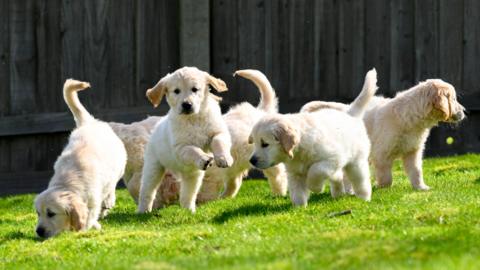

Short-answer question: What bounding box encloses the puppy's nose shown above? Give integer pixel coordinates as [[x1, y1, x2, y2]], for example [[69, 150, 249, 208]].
[[249, 156, 258, 166], [36, 227, 46, 238], [181, 102, 192, 111], [452, 111, 465, 121]]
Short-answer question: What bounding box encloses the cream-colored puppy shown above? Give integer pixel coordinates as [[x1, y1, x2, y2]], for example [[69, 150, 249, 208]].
[[249, 69, 378, 206], [301, 79, 465, 190], [109, 117, 222, 207], [204, 70, 287, 198], [137, 67, 233, 213], [34, 80, 126, 238]]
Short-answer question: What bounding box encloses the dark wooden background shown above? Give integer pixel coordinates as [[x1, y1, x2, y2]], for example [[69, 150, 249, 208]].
[[0, 0, 479, 195]]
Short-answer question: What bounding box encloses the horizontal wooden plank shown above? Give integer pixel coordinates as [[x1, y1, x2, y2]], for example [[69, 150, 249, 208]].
[[0, 105, 168, 137]]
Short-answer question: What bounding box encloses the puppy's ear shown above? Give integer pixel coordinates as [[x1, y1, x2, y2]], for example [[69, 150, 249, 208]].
[[273, 120, 299, 159], [206, 74, 228, 92], [431, 81, 452, 121], [146, 75, 169, 107], [69, 196, 87, 231]]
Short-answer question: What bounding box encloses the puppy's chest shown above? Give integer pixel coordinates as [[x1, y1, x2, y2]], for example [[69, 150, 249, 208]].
[[390, 131, 429, 156], [171, 121, 215, 149]]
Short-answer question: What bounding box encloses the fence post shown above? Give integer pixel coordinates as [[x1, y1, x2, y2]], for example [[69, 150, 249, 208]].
[[179, 0, 210, 71]]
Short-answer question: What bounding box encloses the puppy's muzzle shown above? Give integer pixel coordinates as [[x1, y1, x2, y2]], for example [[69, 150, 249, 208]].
[[249, 156, 258, 167], [36, 226, 46, 238], [451, 110, 465, 122], [181, 102, 193, 114]]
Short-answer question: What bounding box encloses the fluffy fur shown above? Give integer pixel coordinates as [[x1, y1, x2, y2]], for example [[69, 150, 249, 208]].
[[137, 67, 233, 213], [34, 79, 127, 238], [203, 69, 288, 198], [301, 79, 465, 190], [249, 69, 378, 206], [109, 117, 222, 208]]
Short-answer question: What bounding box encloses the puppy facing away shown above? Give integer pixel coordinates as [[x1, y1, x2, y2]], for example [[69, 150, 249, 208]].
[[204, 69, 287, 198], [301, 79, 465, 190], [109, 116, 222, 208], [137, 67, 233, 213], [249, 69, 378, 206], [34, 80, 127, 238]]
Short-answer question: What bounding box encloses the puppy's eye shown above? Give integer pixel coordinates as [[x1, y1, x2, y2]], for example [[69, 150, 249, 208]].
[[173, 89, 180, 95], [192, 87, 198, 93], [261, 141, 269, 148], [47, 209, 56, 218]]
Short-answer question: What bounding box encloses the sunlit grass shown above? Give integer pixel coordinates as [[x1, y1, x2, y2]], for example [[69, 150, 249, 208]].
[[0, 154, 479, 269]]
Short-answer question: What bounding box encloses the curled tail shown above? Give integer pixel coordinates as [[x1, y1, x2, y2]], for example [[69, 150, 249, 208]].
[[63, 79, 93, 127], [234, 69, 278, 113], [347, 68, 378, 118]]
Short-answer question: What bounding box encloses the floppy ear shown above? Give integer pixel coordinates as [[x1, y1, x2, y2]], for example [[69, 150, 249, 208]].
[[205, 73, 228, 92], [431, 82, 452, 121], [273, 121, 299, 159], [146, 75, 169, 107], [69, 196, 87, 231]]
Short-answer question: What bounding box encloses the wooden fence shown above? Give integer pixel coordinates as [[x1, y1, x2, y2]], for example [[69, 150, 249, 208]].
[[0, 0, 479, 195]]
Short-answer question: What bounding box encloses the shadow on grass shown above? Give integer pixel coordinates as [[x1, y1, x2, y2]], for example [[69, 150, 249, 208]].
[[104, 211, 162, 225], [212, 202, 291, 224], [0, 231, 39, 245], [308, 192, 333, 203], [475, 177, 480, 184]]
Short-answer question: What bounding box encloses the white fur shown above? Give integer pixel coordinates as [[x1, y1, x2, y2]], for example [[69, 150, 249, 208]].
[[34, 79, 126, 238], [138, 67, 233, 213], [301, 78, 465, 190], [249, 69, 377, 206]]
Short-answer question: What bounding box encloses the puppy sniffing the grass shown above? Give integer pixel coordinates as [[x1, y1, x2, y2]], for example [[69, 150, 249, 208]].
[[137, 67, 233, 213], [249, 69, 378, 206], [301, 79, 465, 190], [34, 80, 127, 238]]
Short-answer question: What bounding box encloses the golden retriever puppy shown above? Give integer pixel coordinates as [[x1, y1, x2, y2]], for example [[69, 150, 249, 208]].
[[34, 80, 127, 238], [249, 69, 378, 206], [137, 67, 233, 213], [301, 79, 465, 190], [204, 70, 287, 198], [109, 117, 222, 208]]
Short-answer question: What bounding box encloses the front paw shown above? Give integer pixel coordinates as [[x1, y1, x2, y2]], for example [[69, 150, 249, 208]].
[[91, 221, 102, 230], [413, 183, 430, 191], [214, 154, 233, 168], [196, 154, 214, 170]]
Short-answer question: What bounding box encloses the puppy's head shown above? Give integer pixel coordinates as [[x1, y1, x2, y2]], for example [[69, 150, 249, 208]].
[[426, 79, 465, 123], [34, 190, 87, 238], [248, 115, 299, 169], [146, 67, 227, 115]]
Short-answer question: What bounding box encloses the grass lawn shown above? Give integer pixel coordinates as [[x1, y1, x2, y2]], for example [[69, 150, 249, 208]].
[[0, 154, 479, 269]]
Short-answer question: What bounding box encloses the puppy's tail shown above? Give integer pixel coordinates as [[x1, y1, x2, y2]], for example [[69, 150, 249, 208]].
[[63, 79, 93, 127], [234, 69, 278, 113], [347, 68, 378, 118]]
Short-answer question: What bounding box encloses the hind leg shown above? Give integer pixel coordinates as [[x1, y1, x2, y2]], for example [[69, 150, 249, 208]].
[[345, 159, 372, 201], [263, 164, 288, 196], [306, 161, 344, 198], [179, 170, 205, 213], [126, 172, 142, 204], [373, 159, 393, 188], [342, 174, 354, 195], [137, 157, 165, 213]]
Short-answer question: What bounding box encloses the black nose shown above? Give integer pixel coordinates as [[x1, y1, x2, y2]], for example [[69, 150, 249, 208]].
[[36, 227, 46, 237], [249, 156, 258, 166], [182, 102, 192, 111]]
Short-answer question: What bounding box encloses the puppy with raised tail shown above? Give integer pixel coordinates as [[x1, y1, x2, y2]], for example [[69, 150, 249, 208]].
[[301, 78, 465, 190], [204, 69, 288, 198], [137, 67, 233, 213], [249, 69, 378, 206], [34, 79, 127, 238]]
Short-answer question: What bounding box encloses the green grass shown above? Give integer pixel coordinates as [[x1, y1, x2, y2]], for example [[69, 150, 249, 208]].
[[1, 154, 480, 270]]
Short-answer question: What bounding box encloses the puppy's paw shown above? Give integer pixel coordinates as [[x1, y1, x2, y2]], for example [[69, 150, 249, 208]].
[[214, 154, 234, 168], [196, 154, 214, 170], [413, 183, 430, 191], [91, 221, 102, 230]]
